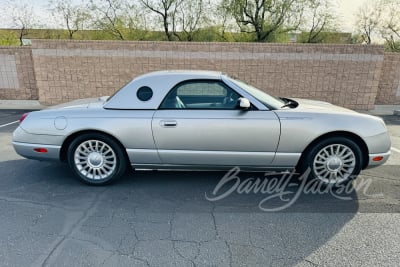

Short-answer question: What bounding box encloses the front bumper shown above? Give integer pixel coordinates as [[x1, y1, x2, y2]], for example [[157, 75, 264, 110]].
[[366, 151, 391, 168], [12, 142, 61, 161]]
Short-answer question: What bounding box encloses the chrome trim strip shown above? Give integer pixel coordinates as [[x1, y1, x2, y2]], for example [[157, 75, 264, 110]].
[[131, 163, 294, 172]]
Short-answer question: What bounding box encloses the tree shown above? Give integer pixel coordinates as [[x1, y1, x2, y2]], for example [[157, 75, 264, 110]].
[[222, 0, 305, 42], [214, 3, 233, 41], [9, 2, 37, 46], [355, 0, 400, 51], [171, 0, 209, 41], [140, 0, 179, 41], [89, 0, 124, 40], [301, 0, 337, 43], [89, 0, 141, 40], [355, 1, 382, 44], [50, 0, 91, 39], [380, 0, 400, 51]]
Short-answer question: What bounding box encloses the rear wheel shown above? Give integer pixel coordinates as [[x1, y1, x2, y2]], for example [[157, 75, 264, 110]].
[[299, 137, 363, 186], [67, 133, 127, 185]]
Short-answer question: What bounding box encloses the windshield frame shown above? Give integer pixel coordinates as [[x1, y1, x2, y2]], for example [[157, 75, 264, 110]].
[[225, 76, 285, 110]]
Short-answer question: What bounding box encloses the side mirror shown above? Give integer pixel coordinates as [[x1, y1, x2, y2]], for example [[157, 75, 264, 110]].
[[238, 97, 251, 110]]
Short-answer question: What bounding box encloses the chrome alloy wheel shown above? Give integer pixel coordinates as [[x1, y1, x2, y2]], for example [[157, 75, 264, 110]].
[[312, 144, 356, 184], [74, 140, 117, 180]]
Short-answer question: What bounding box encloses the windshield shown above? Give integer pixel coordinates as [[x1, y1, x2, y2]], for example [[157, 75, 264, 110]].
[[227, 77, 285, 110]]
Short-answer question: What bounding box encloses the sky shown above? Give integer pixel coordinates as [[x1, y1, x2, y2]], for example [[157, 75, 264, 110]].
[[336, 0, 366, 32], [0, 0, 367, 33]]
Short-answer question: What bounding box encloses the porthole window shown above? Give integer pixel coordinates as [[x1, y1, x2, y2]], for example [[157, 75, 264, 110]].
[[137, 86, 153, 101]]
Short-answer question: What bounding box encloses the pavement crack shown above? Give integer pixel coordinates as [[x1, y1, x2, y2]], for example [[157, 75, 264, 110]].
[[361, 174, 400, 183], [210, 204, 218, 239], [132, 256, 150, 267], [246, 232, 269, 252], [225, 241, 233, 267], [169, 214, 174, 239], [173, 242, 196, 267], [70, 237, 117, 254], [39, 188, 108, 267], [72, 237, 149, 266], [0, 196, 80, 211], [136, 256, 151, 267], [100, 252, 113, 266], [131, 241, 151, 267], [304, 259, 319, 267]]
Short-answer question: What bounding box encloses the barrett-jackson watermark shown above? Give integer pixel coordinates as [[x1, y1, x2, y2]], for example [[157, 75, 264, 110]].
[[205, 167, 383, 212]]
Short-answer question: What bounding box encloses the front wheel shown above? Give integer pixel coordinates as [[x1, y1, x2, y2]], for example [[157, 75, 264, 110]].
[[299, 137, 363, 186], [67, 133, 127, 185]]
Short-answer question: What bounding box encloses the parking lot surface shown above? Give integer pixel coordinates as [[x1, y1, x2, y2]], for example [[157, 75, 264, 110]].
[[0, 110, 399, 267]]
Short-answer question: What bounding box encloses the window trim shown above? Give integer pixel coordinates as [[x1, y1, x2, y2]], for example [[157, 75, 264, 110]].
[[158, 79, 258, 110]]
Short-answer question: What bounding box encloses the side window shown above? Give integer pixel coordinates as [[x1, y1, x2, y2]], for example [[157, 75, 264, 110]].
[[160, 80, 241, 109], [137, 86, 153, 101]]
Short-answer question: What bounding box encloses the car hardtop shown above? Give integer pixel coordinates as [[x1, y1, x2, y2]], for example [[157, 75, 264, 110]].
[[103, 70, 227, 110]]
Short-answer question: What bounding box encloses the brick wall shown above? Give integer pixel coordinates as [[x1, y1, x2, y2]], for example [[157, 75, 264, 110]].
[[376, 53, 400, 105], [0, 47, 38, 100], [2, 40, 397, 110]]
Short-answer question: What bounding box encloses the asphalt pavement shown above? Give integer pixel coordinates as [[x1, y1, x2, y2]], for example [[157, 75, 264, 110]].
[[0, 110, 399, 267]]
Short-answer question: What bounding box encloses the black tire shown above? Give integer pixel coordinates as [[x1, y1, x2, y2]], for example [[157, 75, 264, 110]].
[[298, 137, 363, 186], [67, 133, 127, 185]]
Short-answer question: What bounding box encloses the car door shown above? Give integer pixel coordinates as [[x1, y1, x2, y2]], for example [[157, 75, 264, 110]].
[[151, 80, 281, 166]]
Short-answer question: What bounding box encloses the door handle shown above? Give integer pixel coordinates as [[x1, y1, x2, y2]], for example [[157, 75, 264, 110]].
[[160, 120, 177, 127]]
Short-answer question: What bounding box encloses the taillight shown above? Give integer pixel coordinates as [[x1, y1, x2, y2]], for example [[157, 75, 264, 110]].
[[34, 148, 48, 153], [19, 113, 29, 123]]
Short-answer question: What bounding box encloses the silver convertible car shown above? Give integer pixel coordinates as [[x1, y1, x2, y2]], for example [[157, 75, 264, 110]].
[[13, 70, 391, 185]]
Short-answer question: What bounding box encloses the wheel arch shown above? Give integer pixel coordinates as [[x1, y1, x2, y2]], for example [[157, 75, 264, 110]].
[[60, 130, 130, 165], [296, 131, 370, 170]]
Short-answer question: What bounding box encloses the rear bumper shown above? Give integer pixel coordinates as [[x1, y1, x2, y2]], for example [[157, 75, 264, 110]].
[[366, 151, 391, 168], [12, 142, 61, 161]]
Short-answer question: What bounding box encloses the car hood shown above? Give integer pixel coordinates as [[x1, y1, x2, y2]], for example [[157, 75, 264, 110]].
[[291, 98, 357, 114]]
